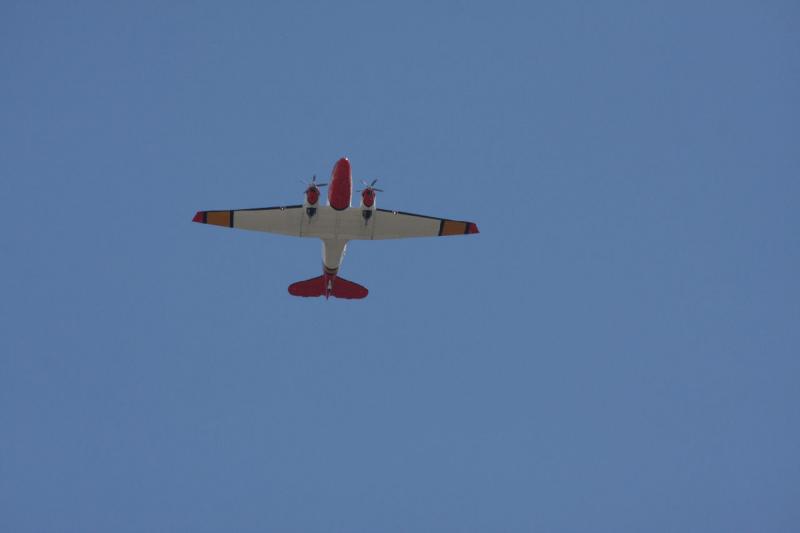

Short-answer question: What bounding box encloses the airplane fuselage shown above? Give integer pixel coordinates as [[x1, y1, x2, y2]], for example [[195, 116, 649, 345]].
[[320, 157, 354, 297]]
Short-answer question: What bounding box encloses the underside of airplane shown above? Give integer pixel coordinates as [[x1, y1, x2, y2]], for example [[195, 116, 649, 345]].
[[193, 157, 479, 299]]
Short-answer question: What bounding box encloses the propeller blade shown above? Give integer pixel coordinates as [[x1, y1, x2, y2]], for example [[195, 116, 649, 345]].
[[357, 178, 383, 193], [301, 175, 328, 188]]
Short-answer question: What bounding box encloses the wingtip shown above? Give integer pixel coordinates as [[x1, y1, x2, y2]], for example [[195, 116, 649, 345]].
[[467, 223, 479, 234], [192, 211, 205, 223]]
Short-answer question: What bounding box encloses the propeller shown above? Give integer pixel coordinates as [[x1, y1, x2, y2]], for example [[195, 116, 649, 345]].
[[357, 179, 384, 193], [300, 175, 328, 190]]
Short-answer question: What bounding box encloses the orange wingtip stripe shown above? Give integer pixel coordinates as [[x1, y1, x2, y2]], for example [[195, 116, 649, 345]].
[[206, 211, 231, 227], [440, 220, 467, 236]]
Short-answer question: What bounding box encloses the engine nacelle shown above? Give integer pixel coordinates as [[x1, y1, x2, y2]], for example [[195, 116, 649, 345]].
[[360, 188, 375, 208], [360, 188, 376, 223], [306, 186, 320, 206], [304, 186, 321, 218]]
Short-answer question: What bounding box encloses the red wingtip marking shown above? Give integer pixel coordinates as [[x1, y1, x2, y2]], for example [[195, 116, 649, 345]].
[[467, 223, 479, 234], [192, 211, 204, 223]]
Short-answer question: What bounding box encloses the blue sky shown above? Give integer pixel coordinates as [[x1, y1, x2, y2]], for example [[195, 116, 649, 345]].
[[1, 1, 798, 531]]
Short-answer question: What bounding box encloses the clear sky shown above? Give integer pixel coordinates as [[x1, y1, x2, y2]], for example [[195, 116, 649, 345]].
[[1, 1, 798, 532]]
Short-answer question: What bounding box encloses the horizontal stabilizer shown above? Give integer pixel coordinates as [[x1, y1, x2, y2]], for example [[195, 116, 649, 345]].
[[287, 275, 368, 299], [331, 277, 369, 299], [288, 275, 326, 297]]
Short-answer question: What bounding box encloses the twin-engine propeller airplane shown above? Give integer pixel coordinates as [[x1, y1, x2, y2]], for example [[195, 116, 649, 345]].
[[192, 157, 479, 299]]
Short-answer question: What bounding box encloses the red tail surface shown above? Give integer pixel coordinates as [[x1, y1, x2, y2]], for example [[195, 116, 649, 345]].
[[331, 277, 369, 299], [288, 275, 326, 297], [288, 275, 368, 299]]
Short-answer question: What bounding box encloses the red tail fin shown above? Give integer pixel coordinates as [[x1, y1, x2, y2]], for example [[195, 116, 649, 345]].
[[288, 275, 326, 297], [287, 275, 368, 299], [331, 277, 369, 299]]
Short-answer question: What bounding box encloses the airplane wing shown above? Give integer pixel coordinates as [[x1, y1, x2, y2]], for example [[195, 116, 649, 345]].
[[365, 208, 479, 240], [193, 206, 305, 237], [192, 206, 478, 240]]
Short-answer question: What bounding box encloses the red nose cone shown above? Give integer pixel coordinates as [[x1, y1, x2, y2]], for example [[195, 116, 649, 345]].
[[328, 157, 352, 210], [333, 157, 351, 180]]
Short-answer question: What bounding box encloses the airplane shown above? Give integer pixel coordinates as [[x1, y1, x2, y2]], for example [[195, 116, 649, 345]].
[[192, 157, 479, 299]]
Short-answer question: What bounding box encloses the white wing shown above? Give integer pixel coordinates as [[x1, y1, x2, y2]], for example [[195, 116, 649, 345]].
[[193, 206, 305, 237], [193, 206, 478, 240], [365, 208, 479, 239]]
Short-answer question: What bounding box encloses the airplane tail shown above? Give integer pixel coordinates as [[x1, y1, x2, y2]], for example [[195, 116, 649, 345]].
[[331, 277, 369, 299], [288, 275, 326, 297], [288, 275, 368, 299]]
